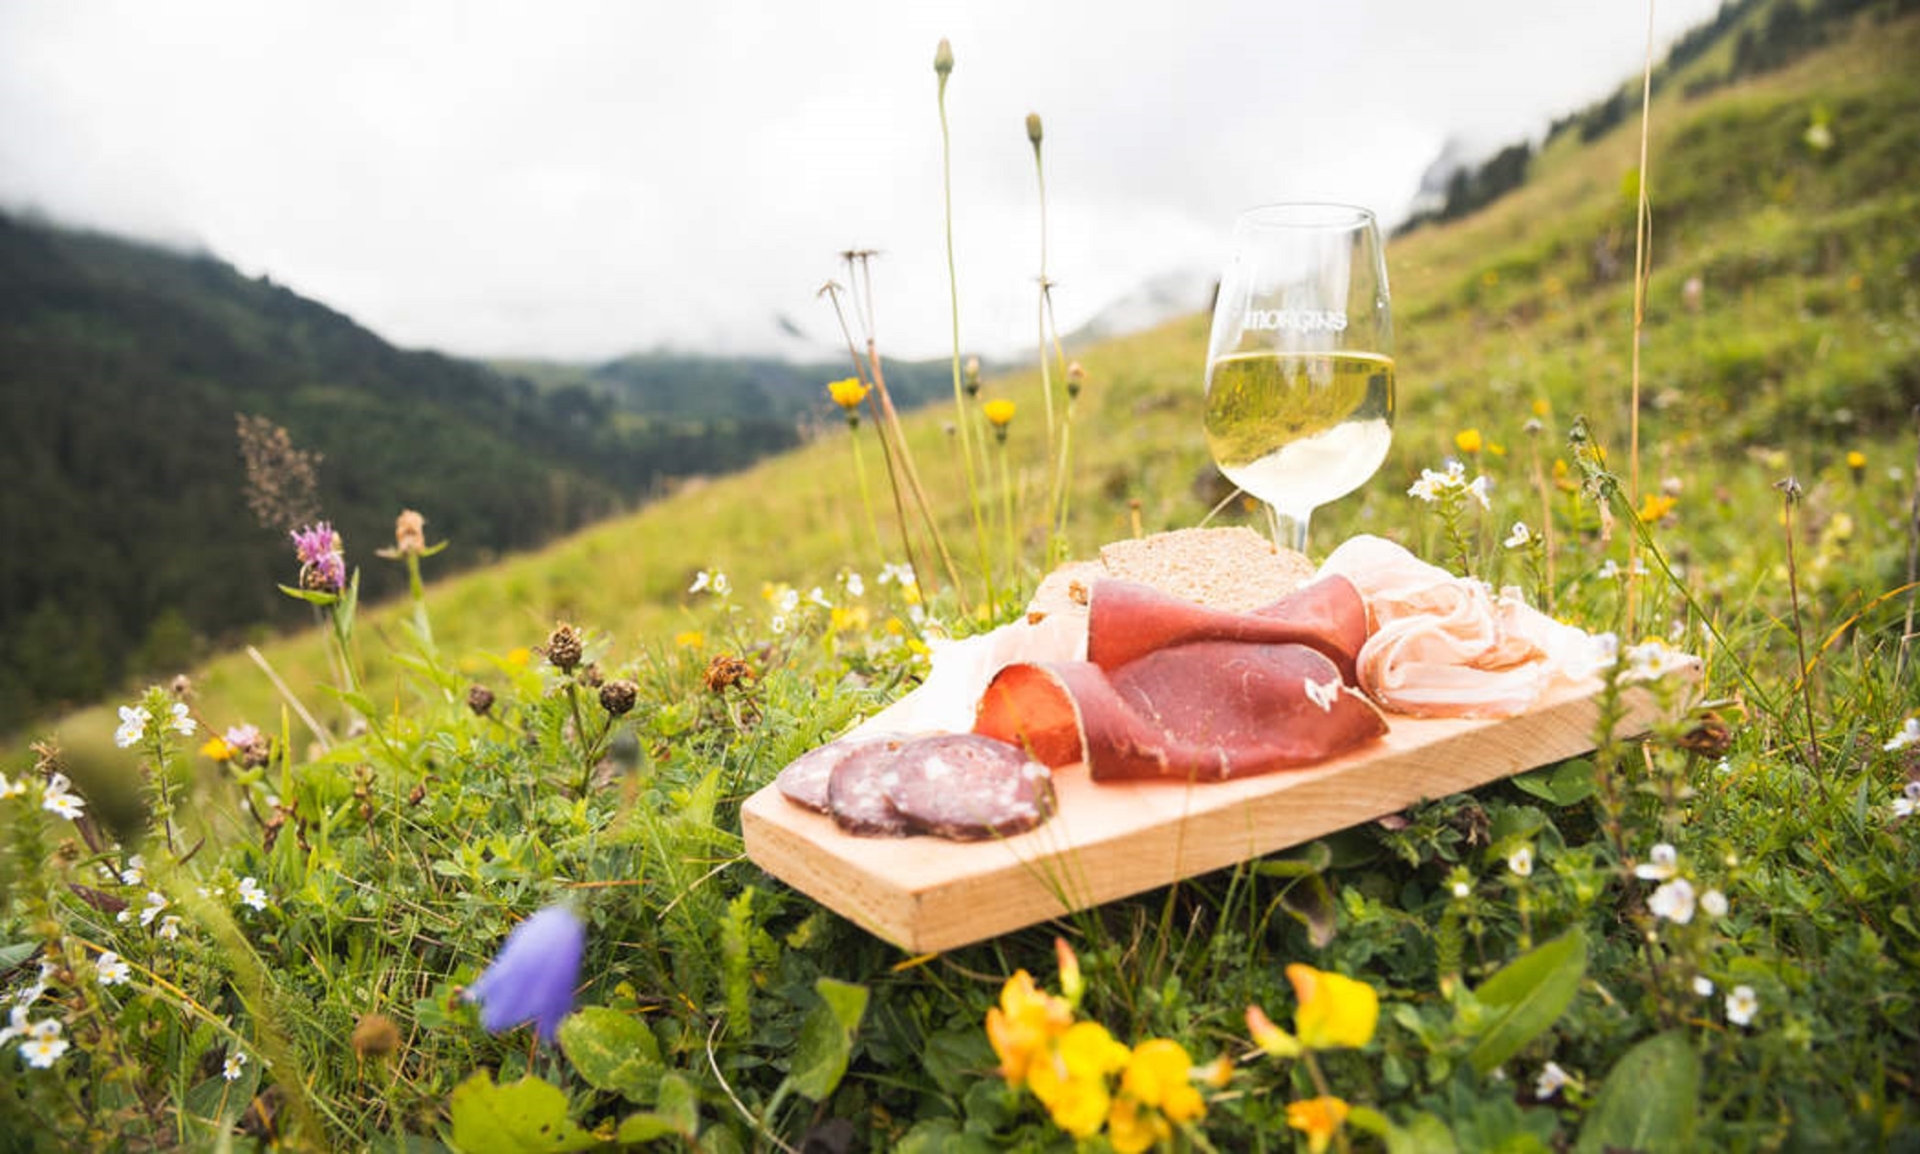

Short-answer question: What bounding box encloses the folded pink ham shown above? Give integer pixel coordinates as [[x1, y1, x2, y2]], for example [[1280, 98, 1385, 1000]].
[[1317, 535, 1611, 718], [973, 577, 1388, 781]]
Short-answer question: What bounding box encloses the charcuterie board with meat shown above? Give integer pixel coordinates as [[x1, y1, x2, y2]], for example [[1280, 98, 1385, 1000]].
[[740, 529, 1693, 953], [740, 677, 1668, 952]]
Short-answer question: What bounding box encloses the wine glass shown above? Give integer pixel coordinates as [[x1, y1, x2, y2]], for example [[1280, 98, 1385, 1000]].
[[1204, 202, 1394, 554]]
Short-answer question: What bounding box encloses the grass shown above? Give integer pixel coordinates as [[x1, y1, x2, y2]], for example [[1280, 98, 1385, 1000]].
[[4, 6, 1920, 1151]]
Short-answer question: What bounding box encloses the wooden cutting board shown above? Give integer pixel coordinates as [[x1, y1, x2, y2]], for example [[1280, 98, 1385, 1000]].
[[741, 681, 1669, 953]]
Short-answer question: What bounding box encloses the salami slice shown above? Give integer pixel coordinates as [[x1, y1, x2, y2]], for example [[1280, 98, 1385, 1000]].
[[774, 734, 900, 813], [825, 739, 914, 837], [882, 733, 1057, 840]]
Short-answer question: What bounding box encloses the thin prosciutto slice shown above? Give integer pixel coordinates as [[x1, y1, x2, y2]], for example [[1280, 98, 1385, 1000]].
[[1318, 535, 1610, 717], [974, 576, 1387, 781]]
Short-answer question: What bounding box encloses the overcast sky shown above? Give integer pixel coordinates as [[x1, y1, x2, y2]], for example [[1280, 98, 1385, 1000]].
[[0, 0, 1725, 363]]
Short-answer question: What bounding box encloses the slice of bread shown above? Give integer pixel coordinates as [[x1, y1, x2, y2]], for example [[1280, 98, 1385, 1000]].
[[1028, 526, 1312, 621]]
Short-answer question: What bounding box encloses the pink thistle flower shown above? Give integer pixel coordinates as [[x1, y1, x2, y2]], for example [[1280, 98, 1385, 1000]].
[[290, 523, 347, 593]]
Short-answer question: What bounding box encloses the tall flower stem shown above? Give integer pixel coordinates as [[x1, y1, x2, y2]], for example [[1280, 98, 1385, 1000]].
[[935, 39, 996, 615], [847, 423, 885, 560]]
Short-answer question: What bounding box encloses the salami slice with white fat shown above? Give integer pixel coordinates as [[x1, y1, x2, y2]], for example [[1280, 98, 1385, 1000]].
[[882, 733, 1056, 840], [774, 734, 901, 814], [825, 739, 914, 837]]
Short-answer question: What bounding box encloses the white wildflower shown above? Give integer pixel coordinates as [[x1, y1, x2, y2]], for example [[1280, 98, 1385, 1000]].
[[1451, 879, 1472, 899], [770, 614, 788, 636], [1504, 522, 1533, 549], [137, 892, 169, 928], [237, 877, 268, 912], [1508, 845, 1534, 878], [114, 704, 151, 748], [807, 586, 832, 609], [1884, 718, 1920, 752], [120, 854, 145, 886], [1725, 985, 1759, 1027], [95, 952, 131, 987], [1622, 639, 1695, 684], [1466, 473, 1492, 509], [40, 778, 85, 822], [776, 587, 801, 616], [0, 772, 25, 800], [1534, 1060, 1570, 1100], [1648, 878, 1697, 924], [1894, 781, 1920, 819], [18, 1031, 69, 1069], [1693, 975, 1715, 997], [223, 1051, 248, 1081], [843, 572, 865, 598], [0, 1005, 30, 1044], [1700, 889, 1728, 919], [166, 702, 196, 737], [1634, 843, 1679, 881], [688, 569, 731, 597], [156, 916, 182, 941]]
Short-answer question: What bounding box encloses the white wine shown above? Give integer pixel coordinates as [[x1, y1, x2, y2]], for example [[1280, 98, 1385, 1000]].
[[1203, 351, 1394, 518]]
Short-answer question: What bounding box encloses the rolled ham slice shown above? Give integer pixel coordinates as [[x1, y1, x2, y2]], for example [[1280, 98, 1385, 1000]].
[[1318, 535, 1612, 718]]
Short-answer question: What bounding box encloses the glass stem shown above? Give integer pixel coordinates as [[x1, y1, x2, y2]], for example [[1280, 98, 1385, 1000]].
[[1268, 504, 1310, 556]]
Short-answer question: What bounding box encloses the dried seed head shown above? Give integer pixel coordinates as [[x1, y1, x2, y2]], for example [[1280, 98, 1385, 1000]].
[[1066, 361, 1086, 399], [599, 679, 638, 717], [964, 356, 982, 397], [170, 674, 194, 699], [351, 1013, 401, 1059], [933, 38, 953, 77], [467, 685, 495, 716], [1026, 112, 1043, 146], [703, 654, 752, 693], [543, 624, 584, 673], [393, 509, 426, 556], [578, 663, 604, 689]]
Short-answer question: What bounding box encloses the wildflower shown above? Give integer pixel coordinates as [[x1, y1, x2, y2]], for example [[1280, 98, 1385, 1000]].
[[0, 1006, 30, 1044], [826, 377, 870, 423], [18, 1021, 69, 1069], [1693, 975, 1715, 997], [465, 906, 586, 1045], [1534, 1060, 1571, 1100], [1725, 985, 1759, 1027], [0, 772, 25, 800], [703, 654, 752, 693], [223, 1050, 248, 1081], [1055, 937, 1084, 1008], [1700, 889, 1728, 919], [986, 969, 1074, 1084], [842, 571, 865, 598], [1285, 1095, 1350, 1154], [1504, 521, 1533, 549], [201, 735, 236, 762], [291, 522, 347, 594], [1106, 1096, 1167, 1154], [598, 679, 638, 717], [156, 916, 182, 941], [119, 855, 144, 886], [983, 399, 1017, 442], [1883, 718, 1920, 752], [1303, 676, 1341, 713], [1507, 845, 1534, 878], [1028, 1021, 1131, 1137], [40, 774, 85, 821], [1634, 843, 1679, 881], [1246, 1004, 1301, 1059], [1846, 450, 1866, 483], [1290, 964, 1378, 1049], [673, 630, 704, 650], [136, 891, 169, 928], [237, 877, 269, 912], [1894, 781, 1920, 820], [1637, 492, 1678, 523], [964, 356, 982, 397], [688, 569, 731, 597], [96, 952, 131, 987], [1119, 1038, 1205, 1124], [115, 704, 151, 748], [1621, 639, 1695, 684], [1407, 459, 1490, 509], [1451, 877, 1472, 900], [1648, 878, 1697, 924], [378, 508, 427, 557], [1455, 428, 1483, 455], [467, 685, 495, 717], [1066, 361, 1087, 399]]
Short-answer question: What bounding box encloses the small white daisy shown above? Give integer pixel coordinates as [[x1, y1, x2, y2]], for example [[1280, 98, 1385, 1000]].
[[1634, 843, 1679, 881], [166, 702, 196, 737], [19, 1033, 69, 1069], [1648, 878, 1696, 924], [236, 877, 268, 912], [1508, 845, 1535, 878], [120, 854, 145, 886], [114, 704, 151, 749], [95, 952, 131, 987], [137, 892, 169, 928], [223, 1051, 248, 1081], [156, 916, 182, 942], [40, 788, 85, 822], [1725, 985, 1759, 1027]]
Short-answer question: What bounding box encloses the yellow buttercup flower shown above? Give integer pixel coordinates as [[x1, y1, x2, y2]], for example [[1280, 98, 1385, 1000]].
[[1287, 963, 1379, 1050], [1286, 1095, 1351, 1154], [1455, 428, 1484, 455], [827, 377, 870, 411]]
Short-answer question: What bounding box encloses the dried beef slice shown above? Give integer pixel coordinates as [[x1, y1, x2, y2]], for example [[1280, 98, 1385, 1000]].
[[825, 739, 914, 837], [774, 734, 901, 814]]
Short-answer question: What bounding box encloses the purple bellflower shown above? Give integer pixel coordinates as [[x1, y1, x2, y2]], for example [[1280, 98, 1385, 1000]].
[[290, 522, 347, 594], [466, 906, 585, 1044]]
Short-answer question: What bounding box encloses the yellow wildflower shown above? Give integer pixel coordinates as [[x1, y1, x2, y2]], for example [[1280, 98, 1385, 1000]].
[[1055, 937, 1083, 1007], [1287, 963, 1379, 1050], [1532, 397, 1551, 418], [201, 735, 236, 762], [1120, 1039, 1205, 1123], [673, 630, 704, 650], [1552, 458, 1578, 493], [883, 616, 906, 636], [986, 970, 1073, 1085], [982, 398, 1016, 428], [829, 606, 869, 633], [1106, 1095, 1168, 1154], [506, 647, 532, 667], [1027, 1021, 1129, 1138], [1246, 1003, 1301, 1058], [1455, 428, 1484, 455], [1637, 492, 1678, 523], [1847, 450, 1866, 483], [1286, 1095, 1351, 1154], [826, 377, 870, 411]]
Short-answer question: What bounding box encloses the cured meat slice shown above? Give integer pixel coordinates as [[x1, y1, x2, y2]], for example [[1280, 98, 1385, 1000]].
[[882, 734, 1057, 840], [976, 640, 1387, 782], [825, 739, 914, 837], [774, 734, 901, 813], [1086, 576, 1370, 685]]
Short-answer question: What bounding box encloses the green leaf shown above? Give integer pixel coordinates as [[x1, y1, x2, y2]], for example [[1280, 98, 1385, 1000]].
[[276, 584, 339, 607], [558, 1006, 663, 1103], [1463, 928, 1588, 1075], [788, 977, 870, 1101], [1574, 1032, 1699, 1154], [1510, 759, 1596, 807], [447, 1071, 599, 1154], [1364, 1109, 1460, 1154], [0, 941, 38, 972]]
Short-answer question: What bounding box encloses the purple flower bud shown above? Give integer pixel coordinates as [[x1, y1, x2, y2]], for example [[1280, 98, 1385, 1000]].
[[466, 906, 585, 1044]]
